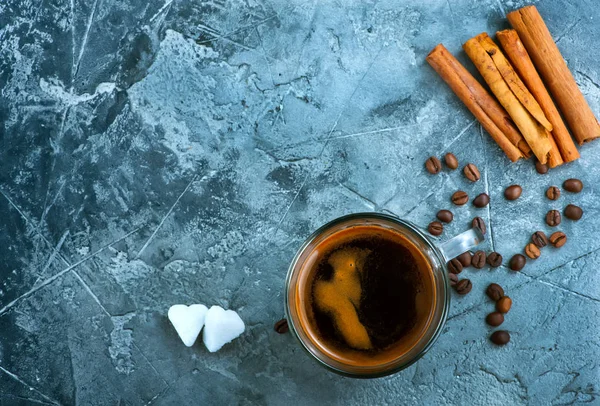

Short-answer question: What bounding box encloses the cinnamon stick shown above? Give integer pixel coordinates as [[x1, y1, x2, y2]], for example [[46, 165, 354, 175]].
[[446, 49, 531, 158], [476, 34, 552, 132], [496, 29, 579, 164], [426, 44, 529, 162], [463, 34, 552, 164], [545, 134, 564, 168], [476, 32, 564, 167], [508, 6, 600, 145]]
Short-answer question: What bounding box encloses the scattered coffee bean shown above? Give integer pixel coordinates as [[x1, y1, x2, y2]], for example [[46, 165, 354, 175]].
[[496, 296, 512, 313], [463, 163, 481, 182], [452, 191, 469, 205], [274, 318, 289, 334], [504, 185, 522, 201], [455, 279, 472, 295], [472, 217, 486, 234], [448, 258, 463, 274], [563, 178, 583, 193], [546, 186, 560, 200], [490, 330, 510, 346], [425, 156, 442, 174], [473, 193, 490, 208], [535, 160, 549, 174], [472, 250, 486, 269], [487, 252, 502, 267], [448, 272, 459, 287], [531, 231, 548, 248], [525, 243, 541, 259], [564, 204, 583, 221], [486, 312, 505, 327], [457, 251, 472, 267], [437, 209, 454, 223], [444, 153, 459, 170], [428, 221, 444, 236], [486, 283, 505, 302], [509, 254, 526, 271], [546, 210, 561, 227], [549, 231, 567, 248]]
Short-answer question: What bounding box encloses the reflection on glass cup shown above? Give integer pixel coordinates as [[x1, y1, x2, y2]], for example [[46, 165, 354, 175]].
[[285, 213, 484, 378]]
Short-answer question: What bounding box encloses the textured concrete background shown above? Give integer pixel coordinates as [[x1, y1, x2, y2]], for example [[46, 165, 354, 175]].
[[1, 0, 599, 404]]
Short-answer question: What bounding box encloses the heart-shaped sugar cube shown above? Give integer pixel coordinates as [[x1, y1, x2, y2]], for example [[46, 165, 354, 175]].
[[202, 306, 245, 352], [168, 304, 208, 347]]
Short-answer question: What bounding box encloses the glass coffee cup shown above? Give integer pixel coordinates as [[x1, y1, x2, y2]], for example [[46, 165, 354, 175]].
[[285, 213, 483, 378]]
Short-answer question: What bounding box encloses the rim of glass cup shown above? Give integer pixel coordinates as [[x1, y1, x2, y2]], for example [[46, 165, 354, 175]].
[[284, 212, 451, 378]]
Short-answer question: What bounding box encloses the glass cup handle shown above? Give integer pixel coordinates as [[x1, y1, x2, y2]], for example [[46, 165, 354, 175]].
[[438, 227, 485, 262]]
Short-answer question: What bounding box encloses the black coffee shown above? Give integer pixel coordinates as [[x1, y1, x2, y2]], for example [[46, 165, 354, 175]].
[[308, 227, 432, 355]]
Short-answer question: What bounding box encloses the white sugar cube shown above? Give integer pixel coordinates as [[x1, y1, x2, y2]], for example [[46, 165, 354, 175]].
[[168, 304, 208, 347], [202, 306, 245, 352]]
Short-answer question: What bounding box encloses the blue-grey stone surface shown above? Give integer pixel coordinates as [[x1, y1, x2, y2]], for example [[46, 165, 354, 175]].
[[1, 0, 599, 404]]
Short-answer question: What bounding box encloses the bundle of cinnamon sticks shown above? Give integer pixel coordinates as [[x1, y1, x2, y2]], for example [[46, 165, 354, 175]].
[[427, 5, 600, 167]]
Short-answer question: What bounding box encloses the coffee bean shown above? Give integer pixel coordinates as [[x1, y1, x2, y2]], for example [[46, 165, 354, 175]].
[[487, 252, 502, 267], [496, 296, 512, 313], [437, 209, 454, 223], [564, 204, 583, 221], [531, 231, 548, 248], [428, 221, 443, 236], [457, 251, 472, 267], [455, 279, 472, 295], [490, 330, 510, 345], [509, 254, 526, 271], [472, 250, 486, 269], [472, 217, 486, 234], [563, 178, 583, 193], [525, 243, 541, 259], [274, 318, 289, 334], [546, 186, 560, 201], [504, 185, 522, 201], [452, 191, 469, 205], [448, 273, 459, 287], [486, 283, 505, 301], [549, 231, 567, 248], [535, 160, 549, 174], [448, 258, 463, 274], [463, 163, 481, 182], [473, 193, 490, 208], [546, 210, 561, 227], [444, 153, 459, 170], [486, 312, 505, 327], [425, 156, 442, 174]]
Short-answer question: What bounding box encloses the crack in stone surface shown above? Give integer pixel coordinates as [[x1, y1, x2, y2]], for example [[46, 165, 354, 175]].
[[555, 18, 583, 44], [326, 123, 420, 142], [195, 13, 281, 46], [149, 0, 173, 23], [441, 119, 477, 152], [0, 365, 62, 405], [73, 0, 99, 79], [0, 185, 141, 318], [493, 0, 506, 16], [266, 45, 386, 239], [71, 270, 111, 316], [535, 279, 600, 304], [0, 226, 144, 315], [479, 124, 495, 251], [576, 70, 600, 90], [337, 182, 378, 211], [135, 174, 199, 259], [445, 0, 457, 28], [195, 23, 273, 59], [145, 384, 171, 405]]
